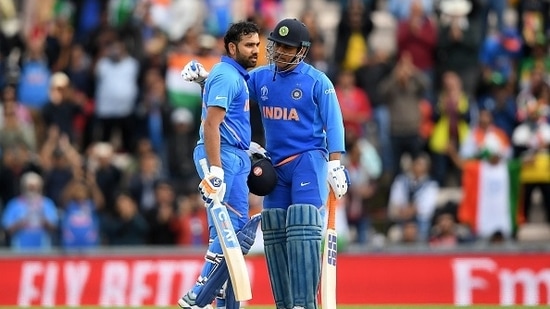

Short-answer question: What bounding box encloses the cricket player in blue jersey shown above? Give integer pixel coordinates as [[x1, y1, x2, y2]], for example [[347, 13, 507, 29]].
[[183, 18, 349, 309], [177, 21, 262, 309]]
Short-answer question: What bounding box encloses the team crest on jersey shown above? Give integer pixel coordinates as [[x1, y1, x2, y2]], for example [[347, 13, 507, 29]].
[[260, 85, 269, 101], [291, 88, 302, 100]]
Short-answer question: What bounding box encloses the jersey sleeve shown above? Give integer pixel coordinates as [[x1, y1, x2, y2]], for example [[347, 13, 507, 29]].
[[247, 71, 258, 102], [315, 74, 345, 154], [204, 72, 236, 110]]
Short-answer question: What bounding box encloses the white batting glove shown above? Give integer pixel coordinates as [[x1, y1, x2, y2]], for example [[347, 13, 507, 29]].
[[199, 165, 226, 205], [327, 160, 349, 199], [181, 60, 209, 86]]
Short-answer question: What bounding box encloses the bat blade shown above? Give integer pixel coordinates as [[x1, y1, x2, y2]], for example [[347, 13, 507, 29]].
[[199, 159, 252, 301], [321, 190, 338, 309]]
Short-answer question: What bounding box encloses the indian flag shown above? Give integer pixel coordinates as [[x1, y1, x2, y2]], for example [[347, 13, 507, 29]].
[[165, 53, 220, 116], [459, 159, 524, 238]]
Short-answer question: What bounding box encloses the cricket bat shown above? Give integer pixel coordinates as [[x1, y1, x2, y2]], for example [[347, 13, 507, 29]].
[[321, 189, 338, 309], [199, 159, 252, 301]]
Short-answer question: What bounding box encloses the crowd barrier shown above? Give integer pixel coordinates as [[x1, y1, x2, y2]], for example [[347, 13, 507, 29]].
[[1, 248, 549, 306]]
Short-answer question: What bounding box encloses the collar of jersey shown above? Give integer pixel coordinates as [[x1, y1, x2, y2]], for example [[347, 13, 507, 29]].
[[276, 61, 305, 77], [221, 56, 250, 80]]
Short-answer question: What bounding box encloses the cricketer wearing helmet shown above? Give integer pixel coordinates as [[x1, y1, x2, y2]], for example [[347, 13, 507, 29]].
[[177, 21, 262, 309], [247, 18, 349, 309]]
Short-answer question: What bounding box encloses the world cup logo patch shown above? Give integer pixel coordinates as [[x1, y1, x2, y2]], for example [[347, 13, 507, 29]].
[[291, 89, 302, 100]]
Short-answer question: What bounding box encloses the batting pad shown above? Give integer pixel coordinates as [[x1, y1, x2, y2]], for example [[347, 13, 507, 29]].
[[287, 204, 323, 309], [193, 214, 261, 308], [261, 208, 292, 309]]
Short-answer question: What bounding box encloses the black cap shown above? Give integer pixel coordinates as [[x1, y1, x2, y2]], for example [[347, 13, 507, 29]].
[[248, 154, 277, 196], [268, 18, 311, 48]]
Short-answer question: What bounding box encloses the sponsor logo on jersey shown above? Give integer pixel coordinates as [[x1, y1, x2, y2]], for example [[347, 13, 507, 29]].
[[324, 88, 336, 94]]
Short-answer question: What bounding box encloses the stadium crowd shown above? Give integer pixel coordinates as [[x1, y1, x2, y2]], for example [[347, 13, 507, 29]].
[[0, 0, 550, 252]]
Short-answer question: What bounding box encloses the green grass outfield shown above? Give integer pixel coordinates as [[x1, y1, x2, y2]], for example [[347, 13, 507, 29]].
[[0, 305, 548, 309]]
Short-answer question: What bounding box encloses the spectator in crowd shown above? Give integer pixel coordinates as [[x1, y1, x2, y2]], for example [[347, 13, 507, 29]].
[[479, 0, 509, 38], [380, 53, 428, 177], [388, 153, 439, 241], [512, 99, 550, 223], [103, 191, 149, 245], [0, 143, 42, 206], [388, 0, 434, 21], [355, 48, 394, 176], [516, 67, 550, 122], [396, 0, 438, 103], [59, 176, 104, 251], [435, 0, 482, 98], [518, 34, 550, 92], [0, 92, 36, 152], [94, 38, 139, 153], [478, 27, 522, 91], [165, 107, 200, 195], [429, 71, 473, 186], [171, 192, 208, 246], [342, 132, 379, 244], [127, 151, 163, 214], [334, 0, 373, 72], [40, 127, 81, 208], [145, 180, 177, 245], [459, 107, 512, 160], [477, 79, 518, 139], [88, 142, 123, 218], [0, 84, 33, 129], [41, 72, 84, 143], [335, 69, 372, 137], [1, 172, 58, 251]]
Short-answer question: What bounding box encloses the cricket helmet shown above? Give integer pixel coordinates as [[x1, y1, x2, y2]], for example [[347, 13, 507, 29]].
[[267, 18, 311, 71], [268, 18, 311, 48], [248, 153, 277, 196]]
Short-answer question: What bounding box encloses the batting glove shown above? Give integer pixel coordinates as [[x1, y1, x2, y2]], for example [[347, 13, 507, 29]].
[[181, 60, 209, 86], [327, 160, 349, 199], [199, 165, 226, 205]]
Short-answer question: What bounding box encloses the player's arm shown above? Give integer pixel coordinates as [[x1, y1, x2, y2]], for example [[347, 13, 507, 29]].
[[203, 105, 225, 168], [315, 75, 345, 155]]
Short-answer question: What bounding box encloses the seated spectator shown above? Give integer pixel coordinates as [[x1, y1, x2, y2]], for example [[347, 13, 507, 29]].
[[479, 27, 522, 90], [1, 172, 58, 251], [59, 177, 104, 251], [388, 153, 439, 241]]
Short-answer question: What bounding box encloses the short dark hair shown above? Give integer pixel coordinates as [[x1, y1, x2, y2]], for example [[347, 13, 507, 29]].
[[223, 21, 260, 54]]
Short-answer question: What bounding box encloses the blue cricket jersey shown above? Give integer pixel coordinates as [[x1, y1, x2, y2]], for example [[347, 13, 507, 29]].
[[248, 62, 345, 165], [197, 56, 251, 150]]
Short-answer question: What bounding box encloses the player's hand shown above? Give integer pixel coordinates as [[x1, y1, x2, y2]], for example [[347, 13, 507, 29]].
[[181, 60, 209, 85], [199, 165, 226, 205], [246, 141, 271, 161], [327, 160, 349, 199]]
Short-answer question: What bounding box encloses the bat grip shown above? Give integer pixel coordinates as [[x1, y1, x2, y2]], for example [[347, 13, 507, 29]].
[[327, 190, 337, 229]]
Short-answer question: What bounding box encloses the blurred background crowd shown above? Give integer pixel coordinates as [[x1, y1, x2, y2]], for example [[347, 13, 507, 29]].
[[1, 0, 550, 252]]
